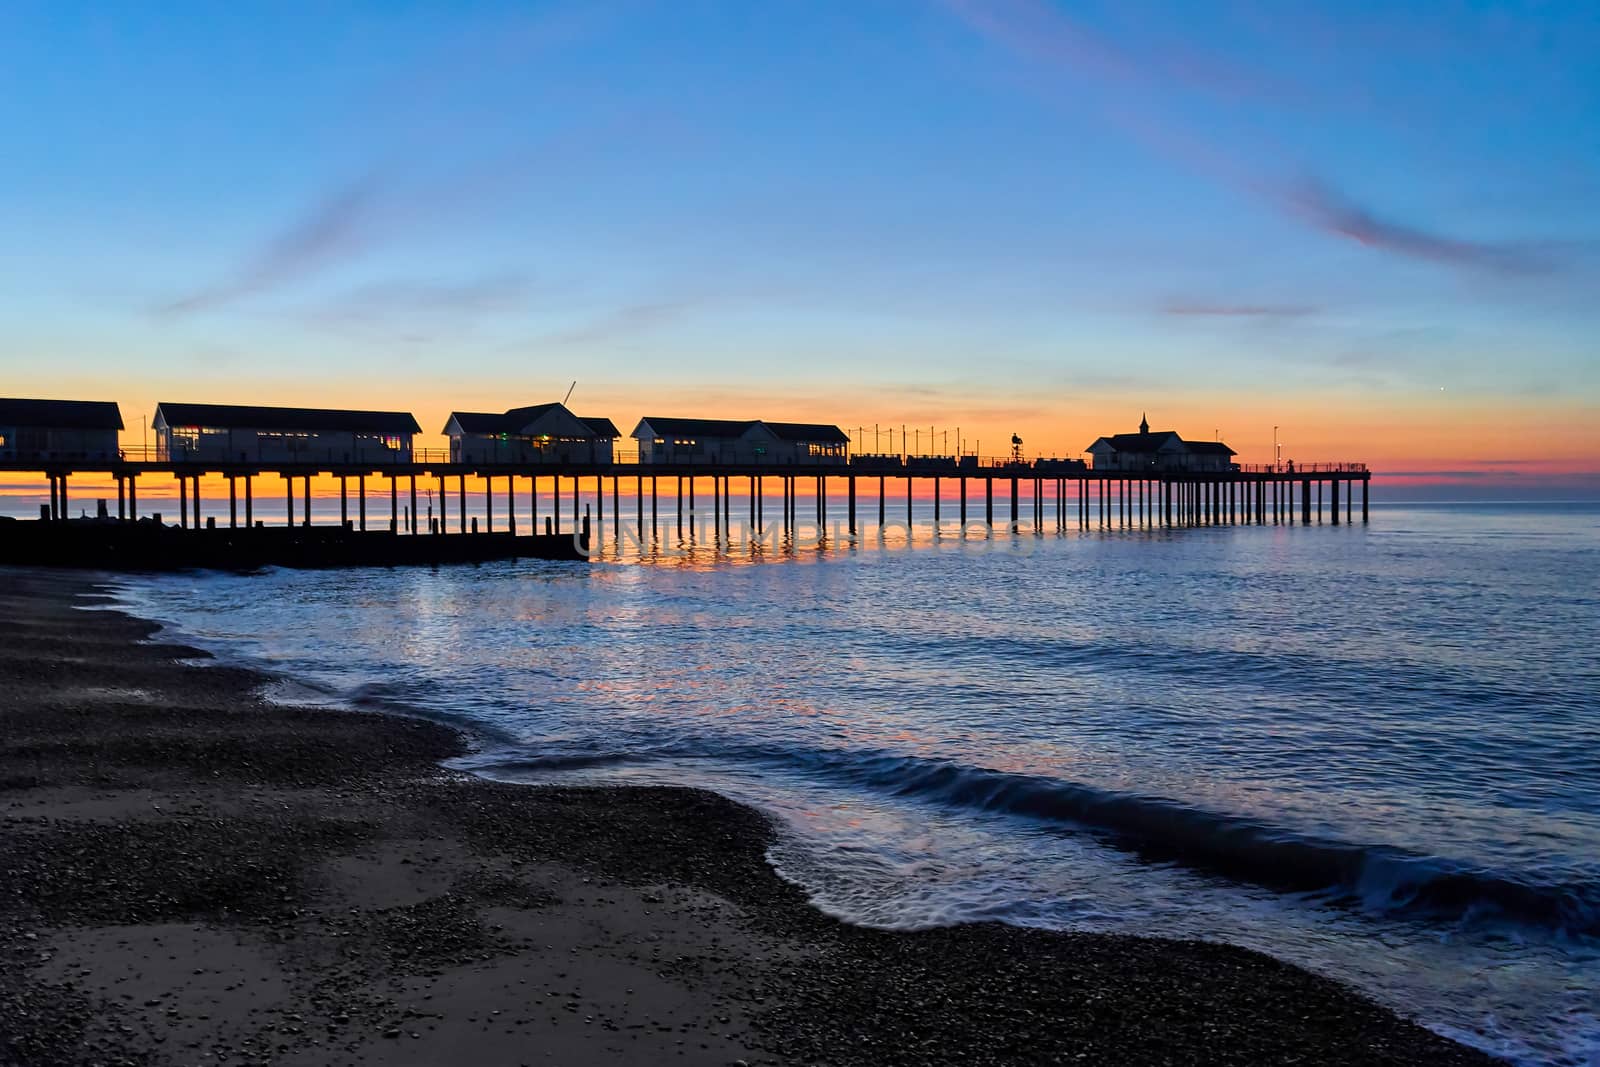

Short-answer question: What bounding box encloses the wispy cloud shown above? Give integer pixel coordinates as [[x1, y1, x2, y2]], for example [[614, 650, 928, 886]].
[[1282, 179, 1555, 276], [304, 273, 535, 328], [940, 0, 1295, 102], [155, 7, 641, 321], [1163, 301, 1318, 318], [159, 177, 384, 316], [942, 0, 1583, 279], [1382, 470, 1516, 478], [538, 300, 697, 347]]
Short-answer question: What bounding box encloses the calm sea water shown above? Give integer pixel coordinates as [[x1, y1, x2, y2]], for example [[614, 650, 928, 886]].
[[112, 501, 1600, 1065]]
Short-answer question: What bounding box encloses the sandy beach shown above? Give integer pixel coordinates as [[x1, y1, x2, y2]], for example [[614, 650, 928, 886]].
[[0, 568, 1495, 1066]]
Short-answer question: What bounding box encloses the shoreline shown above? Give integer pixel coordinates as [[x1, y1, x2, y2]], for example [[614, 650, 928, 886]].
[[1, 567, 1497, 1065]]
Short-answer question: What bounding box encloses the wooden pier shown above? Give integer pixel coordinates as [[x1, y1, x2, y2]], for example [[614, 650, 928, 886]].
[[2, 455, 1371, 569]]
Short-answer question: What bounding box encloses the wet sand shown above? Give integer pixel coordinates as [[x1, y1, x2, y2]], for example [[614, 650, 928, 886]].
[[0, 568, 1496, 1065]]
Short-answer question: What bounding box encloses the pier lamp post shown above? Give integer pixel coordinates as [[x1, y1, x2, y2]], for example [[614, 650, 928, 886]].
[[1273, 425, 1279, 471]]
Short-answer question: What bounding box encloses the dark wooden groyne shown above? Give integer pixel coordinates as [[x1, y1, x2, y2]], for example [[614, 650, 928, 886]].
[[0, 517, 587, 571], [4, 455, 1370, 568]]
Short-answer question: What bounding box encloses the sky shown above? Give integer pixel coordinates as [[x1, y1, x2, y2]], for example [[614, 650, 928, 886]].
[[1, 0, 1597, 497]]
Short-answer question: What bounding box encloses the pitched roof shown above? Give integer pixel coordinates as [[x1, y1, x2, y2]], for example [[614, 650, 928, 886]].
[[634, 417, 849, 443], [1086, 430, 1236, 456], [634, 417, 762, 438], [766, 421, 850, 443], [0, 398, 123, 430], [443, 403, 614, 438], [155, 403, 420, 434], [445, 411, 509, 434], [1089, 431, 1183, 452]]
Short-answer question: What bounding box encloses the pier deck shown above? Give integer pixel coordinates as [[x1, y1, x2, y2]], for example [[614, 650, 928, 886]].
[[1, 456, 1371, 569]]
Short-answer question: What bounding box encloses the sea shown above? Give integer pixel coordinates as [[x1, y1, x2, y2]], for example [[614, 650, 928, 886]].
[[104, 499, 1599, 1065]]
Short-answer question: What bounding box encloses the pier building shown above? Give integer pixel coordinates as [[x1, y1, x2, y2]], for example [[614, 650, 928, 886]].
[[444, 403, 619, 465], [1086, 415, 1237, 473], [153, 403, 422, 464], [0, 398, 123, 463], [631, 418, 850, 466]]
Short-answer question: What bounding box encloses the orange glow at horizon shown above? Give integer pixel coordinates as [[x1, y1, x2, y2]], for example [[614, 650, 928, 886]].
[[4, 377, 1596, 499]]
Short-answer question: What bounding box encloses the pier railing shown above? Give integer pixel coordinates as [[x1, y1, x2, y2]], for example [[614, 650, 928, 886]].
[[1237, 463, 1369, 474], [76, 448, 1364, 476], [103, 446, 1087, 470]]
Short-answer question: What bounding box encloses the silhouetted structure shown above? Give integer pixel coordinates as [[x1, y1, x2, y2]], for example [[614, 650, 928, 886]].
[[1, 395, 1370, 572], [0, 398, 122, 462], [631, 418, 850, 465], [153, 403, 421, 463], [1085, 414, 1236, 472], [444, 403, 618, 464]]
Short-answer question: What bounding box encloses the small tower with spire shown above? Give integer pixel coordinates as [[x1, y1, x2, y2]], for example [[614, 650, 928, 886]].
[[1139, 412, 1149, 435]]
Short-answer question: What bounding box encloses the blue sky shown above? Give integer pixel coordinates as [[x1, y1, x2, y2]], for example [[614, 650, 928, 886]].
[[0, 0, 1596, 477]]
